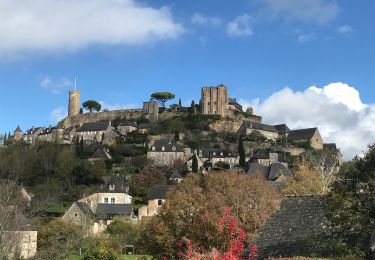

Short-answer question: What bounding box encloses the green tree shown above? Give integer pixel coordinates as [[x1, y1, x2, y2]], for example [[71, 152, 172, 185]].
[[326, 144, 375, 258], [83, 246, 119, 260], [79, 108, 83, 114], [178, 98, 182, 107], [192, 154, 198, 173], [238, 137, 246, 166], [82, 100, 101, 112], [107, 220, 139, 251], [151, 92, 175, 108]]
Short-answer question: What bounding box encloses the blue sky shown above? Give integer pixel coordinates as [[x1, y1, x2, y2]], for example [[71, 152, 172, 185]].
[[0, 0, 374, 159]]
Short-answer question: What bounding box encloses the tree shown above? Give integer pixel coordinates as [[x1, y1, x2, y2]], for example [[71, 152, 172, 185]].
[[82, 100, 101, 112], [178, 98, 182, 107], [151, 92, 175, 108], [79, 108, 83, 114], [107, 220, 139, 252], [238, 137, 246, 166], [192, 154, 198, 173], [138, 172, 280, 258], [326, 144, 375, 258]]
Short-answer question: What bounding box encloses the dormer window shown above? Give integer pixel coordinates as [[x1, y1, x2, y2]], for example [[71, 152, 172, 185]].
[[152, 146, 155, 151], [172, 146, 176, 151], [162, 146, 165, 151], [109, 184, 115, 191]]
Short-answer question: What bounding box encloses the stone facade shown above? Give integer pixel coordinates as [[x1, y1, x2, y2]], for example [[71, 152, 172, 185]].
[[68, 90, 80, 116], [78, 192, 132, 213], [201, 85, 228, 117], [147, 139, 191, 166], [3, 229, 38, 259]]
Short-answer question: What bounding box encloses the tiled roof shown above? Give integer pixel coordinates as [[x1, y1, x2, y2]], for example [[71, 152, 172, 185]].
[[119, 121, 137, 127], [138, 123, 153, 129], [76, 121, 110, 132], [96, 203, 133, 217], [246, 163, 291, 181], [76, 202, 95, 218], [287, 128, 318, 141], [148, 185, 171, 200], [254, 196, 330, 258]]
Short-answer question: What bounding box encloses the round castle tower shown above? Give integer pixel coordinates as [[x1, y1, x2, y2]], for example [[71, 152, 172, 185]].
[[68, 90, 80, 116]]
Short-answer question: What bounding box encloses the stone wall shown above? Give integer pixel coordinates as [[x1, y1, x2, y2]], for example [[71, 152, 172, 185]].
[[61, 109, 147, 128], [68, 90, 80, 116], [201, 85, 228, 117], [78, 193, 132, 213]]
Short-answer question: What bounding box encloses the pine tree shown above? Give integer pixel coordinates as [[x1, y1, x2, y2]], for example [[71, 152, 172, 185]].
[[192, 154, 199, 173], [3, 132, 7, 145], [178, 98, 182, 107], [79, 136, 84, 158], [239, 137, 246, 166]]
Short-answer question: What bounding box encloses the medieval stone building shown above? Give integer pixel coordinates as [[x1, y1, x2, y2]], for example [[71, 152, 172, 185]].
[[68, 90, 80, 116], [201, 85, 229, 116]]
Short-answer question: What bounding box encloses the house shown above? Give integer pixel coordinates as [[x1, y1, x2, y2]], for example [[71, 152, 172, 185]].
[[147, 139, 191, 166], [138, 185, 172, 219], [62, 175, 133, 234], [75, 121, 114, 143], [323, 143, 343, 166], [13, 126, 23, 141], [37, 126, 62, 143], [287, 128, 323, 150], [247, 162, 292, 182], [169, 171, 183, 183], [238, 121, 279, 140], [138, 123, 153, 134], [62, 126, 77, 144], [3, 223, 38, 259], [23, 127, 44, 144], [186, 154, 204, 172], [197, 148, 239, 169], [253, 196, 330, 258], [274, 124, 290, 139], [117, 121, 137, 135]]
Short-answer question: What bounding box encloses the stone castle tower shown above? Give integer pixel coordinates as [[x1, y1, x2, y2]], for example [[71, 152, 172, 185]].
[[68, 90, 80, 116], [201, 85, 228, 117]]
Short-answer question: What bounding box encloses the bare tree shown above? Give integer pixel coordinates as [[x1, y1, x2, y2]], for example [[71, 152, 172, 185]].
[[0, 180, 29, 258]]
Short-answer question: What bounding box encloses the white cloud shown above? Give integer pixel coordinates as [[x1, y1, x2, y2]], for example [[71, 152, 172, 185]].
[[238, 82, 375, 160], [0, 0, 184, 55], [337, 25, 353, 34], [259, 0, 339, 24], [39, 76, 74, 94], [191, 13, 222, 27], [226, 14, 253, 37], [297, 33, 316, 43], [99, 101, 137, 111], [49, 107, 67, 123]]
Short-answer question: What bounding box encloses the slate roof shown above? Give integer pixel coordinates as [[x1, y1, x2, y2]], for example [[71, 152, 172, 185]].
[[76, 121, 110, 132], [150, 139, 184, 152], [253, 196, 330, 258], [287, 128, 318, 141], [247, 163, 292, 181], [100, 175, 129, 193], [170, 171, 182, 179], [14, 125, 22, 132], [198, 148, 238, 159], [119, 121, 137, 127], [242, 122, 278, 132], [148, 185, 171, 200], [96, 203, 133, 217], [76, 202, 95, 218], [274, 124, 290, 134], [252, 149, 270, 160], [323, 143, 338, 151], [25, 127, 42, 135], [138, 123, 152, 129]]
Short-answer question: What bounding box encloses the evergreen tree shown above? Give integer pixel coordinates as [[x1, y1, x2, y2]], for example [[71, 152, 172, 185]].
[[192, 154, 198, 173], [3, 132, 7, 145], [238, 137, 246, 166], [178, 98, 182, 107], [79, 136, 84, 158], [191, 100, 195, 107]]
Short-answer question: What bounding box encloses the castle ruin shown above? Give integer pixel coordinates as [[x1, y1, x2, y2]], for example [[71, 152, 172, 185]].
[[68, 90, 80, 116]]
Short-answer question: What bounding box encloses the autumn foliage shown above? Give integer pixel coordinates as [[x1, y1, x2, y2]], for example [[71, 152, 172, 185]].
[[138, 171, 280, 258]]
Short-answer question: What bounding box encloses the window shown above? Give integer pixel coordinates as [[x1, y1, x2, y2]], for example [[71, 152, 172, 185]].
[[158, 199, 163, 206], [172, 146, 176, 151], [111, 198, 115, 204], [161, 146, 165, 151], [109, 184, 115, 191], [152, 146, 155, 151], [74, 212, 78, 217], [104, 197, 109, 203]]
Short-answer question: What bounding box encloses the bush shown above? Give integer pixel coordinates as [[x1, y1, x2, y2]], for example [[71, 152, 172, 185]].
[[83, 246, 119, 260]]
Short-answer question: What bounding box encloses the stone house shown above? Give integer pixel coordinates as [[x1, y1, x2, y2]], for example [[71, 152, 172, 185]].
[[274, 124, 290, 139], [286, 128, 323, 150], [147, 139, 191, 166], [246, 162, 292, 182], [22, 127, 44, 144], [37, 126, 62, 142], [62, 126, 77, 144], [249, 149, 286, 166], [197, 148, 239, 169], [62, 175, 133, 234], [238, 121, 279, 140], [75, 121, 114, 143], [169, 171, 183, 183], [186, 154, 204, 172], [137, 123, 152, 134], [253, 196, 330, 258], [13, 126, 23, 141], [117, 121, 137, 135], [4, 223, 38, 259], [138, 185, 171, 219]]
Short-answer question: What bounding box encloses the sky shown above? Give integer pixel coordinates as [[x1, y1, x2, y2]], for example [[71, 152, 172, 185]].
[[0, 0, 374, 159]]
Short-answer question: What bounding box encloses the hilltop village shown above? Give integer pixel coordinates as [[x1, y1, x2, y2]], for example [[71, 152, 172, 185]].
[[1, 84, 345, 259]]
